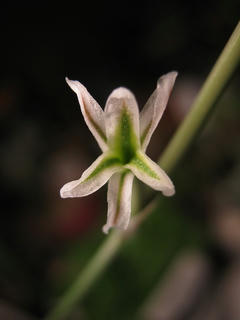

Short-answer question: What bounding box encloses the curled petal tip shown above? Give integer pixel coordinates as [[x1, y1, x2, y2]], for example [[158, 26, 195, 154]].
[[65, 77, 85, 95], [166, 70, 178, 77], [102, 223, 127, 234], [170, 70, 178, 76], [60, 182, 75, 198], [157, 71, 178, 87], [109, 87, 135, 100], [65, 77, 75, 87], [65, 77, 75, 90], [65, 76, 72, 85], [102, 224, 110, 234], [60, 187, 69, 199], [162, 187, 175, 197], [169, 71, 178, 80], [60, 179, 83, 198]]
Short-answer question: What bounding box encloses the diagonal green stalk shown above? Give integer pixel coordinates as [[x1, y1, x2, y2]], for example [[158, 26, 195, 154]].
[[45, 21, 240, 320], [159, 21, 240, 172], [45, 230, 123, 320]]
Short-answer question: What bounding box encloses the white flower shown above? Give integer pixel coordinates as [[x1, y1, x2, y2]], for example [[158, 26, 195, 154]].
[[60, 72, 178, 233]]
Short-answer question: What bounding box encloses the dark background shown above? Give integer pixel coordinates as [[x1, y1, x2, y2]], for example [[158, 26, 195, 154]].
[[1, 2, 240, 319]]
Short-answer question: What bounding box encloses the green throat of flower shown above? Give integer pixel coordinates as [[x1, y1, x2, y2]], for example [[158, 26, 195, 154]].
[[112, 108, 139, 164], [84, 108, 161, 183]]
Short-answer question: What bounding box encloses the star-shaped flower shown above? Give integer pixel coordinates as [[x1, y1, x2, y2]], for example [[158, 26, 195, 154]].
[[60, 72, 177, 233]]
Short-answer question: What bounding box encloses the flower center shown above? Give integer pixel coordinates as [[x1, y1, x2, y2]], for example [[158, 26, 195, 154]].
[[113, 108, 139, 164]]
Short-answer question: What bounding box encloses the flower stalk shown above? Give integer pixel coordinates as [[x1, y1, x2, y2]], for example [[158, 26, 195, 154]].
[[45, 21, 240, 320], [159, 20, 240, 173]]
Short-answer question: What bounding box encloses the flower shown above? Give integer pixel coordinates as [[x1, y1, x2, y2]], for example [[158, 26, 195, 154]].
[[60, 72, 178, 233]]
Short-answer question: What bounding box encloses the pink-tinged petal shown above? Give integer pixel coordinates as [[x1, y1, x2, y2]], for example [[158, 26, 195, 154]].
[[66, 78, 108, 152], [125, 151, 175, 197], [140, 72, 178, 151], [104, 87, 140, 147], [60, 152, 121, 198], [103, 171, 134, 234]]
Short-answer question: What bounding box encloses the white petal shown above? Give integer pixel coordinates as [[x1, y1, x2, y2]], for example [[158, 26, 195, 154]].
[[104, 87, 140, 147], [60, 152, 121, 198], [140, 71, 178, 151], [66, 77, 108, 152], [126, 151, 175, 196], [103, 171, 134, 234]]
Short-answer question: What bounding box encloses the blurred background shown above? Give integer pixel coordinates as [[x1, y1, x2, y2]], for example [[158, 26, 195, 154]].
[[1, 1, 240, 319]]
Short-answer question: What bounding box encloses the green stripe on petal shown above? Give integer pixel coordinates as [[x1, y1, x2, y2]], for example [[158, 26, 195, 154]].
[[130, 154, 159, 180], [82, 99, 107, 143], [60, 152, 121, 198], [104, 87, 140, 163], [140, 121, 152, 146], [126, 151, 175, 196], [103, 170, 134, 233], [113, 109, 138, 164], [114, 170, 129, 222], [84, 156, 121, 181], [66, 78, 108, 152], [140, 72, 178, 152]]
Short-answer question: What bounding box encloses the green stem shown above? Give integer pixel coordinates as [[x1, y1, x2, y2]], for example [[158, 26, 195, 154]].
[[45, 21, 240, 320], [45, 230, 123, 320], [159, 21, 240, 172]]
